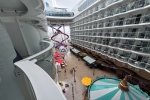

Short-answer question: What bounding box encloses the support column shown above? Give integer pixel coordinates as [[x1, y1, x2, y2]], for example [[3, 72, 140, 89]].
[[51, 25, 56, 47], [63, 24, 67, 45]]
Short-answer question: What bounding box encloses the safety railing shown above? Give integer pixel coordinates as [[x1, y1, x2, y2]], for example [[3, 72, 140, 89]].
[[128, 58, 137, 66], [73, 0, 150, 23], [123, 32, 137, 38], [137, 31, 150, 39], [45, 10, 74, 17], [112, 32, 122, 37], [14, 39, 66, 100], [109, 42, 120, 47], [73, 14, 150, 29], [137, 62, 147, 68], [101, 49, 108, 55], [116, 54, 129, 62], [107, 51, 117, 58], [145, 63, 150, 71], [119, 44, 134, 50], [108, 52, 113, 57]]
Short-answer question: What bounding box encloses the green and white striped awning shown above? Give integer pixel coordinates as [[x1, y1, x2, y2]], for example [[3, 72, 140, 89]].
[[83, 56, 96, 64], [88, 76, 150, 100], [71, 48, 80, 54]]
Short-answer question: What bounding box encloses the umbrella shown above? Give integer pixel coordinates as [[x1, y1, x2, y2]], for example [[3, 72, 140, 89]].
[[81, 77, 92, 86], [88, 76, 150, 100]]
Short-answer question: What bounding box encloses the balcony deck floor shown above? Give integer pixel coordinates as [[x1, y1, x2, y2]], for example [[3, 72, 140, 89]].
[[58, 49, 115, 100]]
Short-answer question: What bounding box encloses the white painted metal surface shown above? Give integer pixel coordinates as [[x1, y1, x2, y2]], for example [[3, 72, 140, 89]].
[[15, 60, 66, 100]]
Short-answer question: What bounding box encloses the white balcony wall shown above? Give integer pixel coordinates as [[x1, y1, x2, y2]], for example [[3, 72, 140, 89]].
[[2, 19, 29, 58], [20, 22, 41, 55], [0, 23, 25, 100], [36, 28, 48, 40]]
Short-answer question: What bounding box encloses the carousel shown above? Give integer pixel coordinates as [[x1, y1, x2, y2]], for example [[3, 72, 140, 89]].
[[88, 75, 150, 100]]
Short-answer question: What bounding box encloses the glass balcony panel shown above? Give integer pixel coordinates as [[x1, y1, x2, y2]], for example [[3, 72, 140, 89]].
[[142, 15, 150, 23], [138, 32, 145, 38], [129, 58, 137, 65], [117, 55, 125, 61], [120, 5, 127, 13], [112, 33, 117, 37], [105, 0, 112, 6], [133, 46, 142, 52], [98, 23, 104, 28], [112, 43, 120, 47], [130, 1, 139, 10], [145, 32, 150, 39], [108, 52, 111, 56], [145, 63, 150, 70], [137, 62, 146, 68], [114, 20, 124, 26], [97, 40, 102, 43], [45, 8, 74, 17], [97, 48, 101, 52], [142, 47, 150, 53], [116, 33, 122, 37], [125, 17, 136, 25], [105, 33, 111, 37], [120, 44, 126, 49], [145, 0, 150, 6], [138, 0, 146, 7], [101, 4, 105, 8], [113, 54, 117, 58], [110, 9, 114, 16], [113, 7, 120, 14], [123, 32, 137, 38], [105, 21, 113, 27]]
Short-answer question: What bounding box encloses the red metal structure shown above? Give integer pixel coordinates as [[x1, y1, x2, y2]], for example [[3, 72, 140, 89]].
[[51, 25, 69, 48]]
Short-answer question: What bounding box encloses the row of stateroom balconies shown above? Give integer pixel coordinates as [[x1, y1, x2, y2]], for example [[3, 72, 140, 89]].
[[72, 0, 150, 24], [71, 14, 150, 31], [71, 29, 150, 39], [71, 37, 150, 54], [71, 39, 150, 72]]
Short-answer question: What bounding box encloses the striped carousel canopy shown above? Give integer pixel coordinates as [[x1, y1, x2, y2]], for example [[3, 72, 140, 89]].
[[88, 76, 150, 100]]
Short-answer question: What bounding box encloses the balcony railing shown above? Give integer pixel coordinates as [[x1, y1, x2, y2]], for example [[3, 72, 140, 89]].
[[119, 44, 133, 50], [108, 52, 113, 57], [105, 21, 113, 27], [145, 63, 150, 71], [128, 58, 137, 66], [116, 54, 129, 62], [123, 32, 137, 38], [109, 42, 120, 47], [133, 45, 150, 53], [45, 10, 74, 17], [137, 31, 150, 39], [101, 49, 108, 54], [74, 14, 150, 30], [14, 39, 66, 100], [114, 19, 124, 26], [73, 0, 150, 23], [138, 62, 147, 68]]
